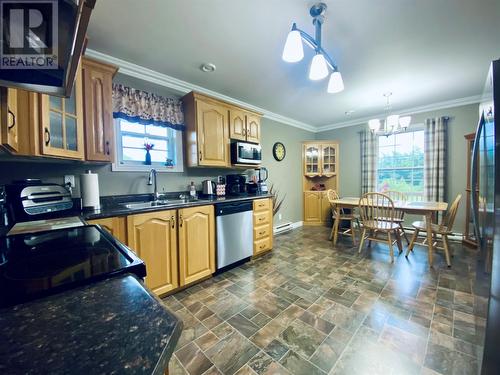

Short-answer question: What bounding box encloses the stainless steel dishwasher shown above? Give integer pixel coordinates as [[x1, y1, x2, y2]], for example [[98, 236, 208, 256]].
[[215, 200, 253, 271]]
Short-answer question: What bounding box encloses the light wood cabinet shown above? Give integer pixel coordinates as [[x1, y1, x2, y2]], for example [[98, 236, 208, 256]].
[[246, 113, 261, 144], [302, 141, 339, 226], [229, 108, 247, 141], [0, 87, 18, 152], [178, 205, 215, 286], [82, 57, 118, 162], [253, 198, 273, 256], [39, 66, 85, 159], [87, 217, 127, 245], [463, 133, 478, 248], [183, 91, 262, 167], [229, 109, 261, 144], [127, 210, 179, 295], [304, 191, 322, 223]]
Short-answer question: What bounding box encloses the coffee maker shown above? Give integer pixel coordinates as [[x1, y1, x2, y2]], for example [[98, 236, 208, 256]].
[[225, 174, 247, 196]]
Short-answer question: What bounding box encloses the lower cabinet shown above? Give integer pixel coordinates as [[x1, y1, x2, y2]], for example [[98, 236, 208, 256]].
[[253, 198, 273, 256], [87, 217, 127, 244], [127, 210, 179, 296], [178, 205, 215, 286], [303, 191, 331, 225]]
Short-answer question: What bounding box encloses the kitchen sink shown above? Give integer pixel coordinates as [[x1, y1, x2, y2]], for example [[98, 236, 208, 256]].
[[121, 199, 205, 210]]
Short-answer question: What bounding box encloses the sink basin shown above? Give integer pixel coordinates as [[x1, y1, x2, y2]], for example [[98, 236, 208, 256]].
[[121, 198, 204, 210]]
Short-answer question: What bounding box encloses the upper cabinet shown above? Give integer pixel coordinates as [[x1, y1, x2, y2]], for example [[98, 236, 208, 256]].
[[0, 87, 18, 152], [229, 109, 261, 144], [1, 56, 118, 162], [183, 91, 262, 167], [82, 57, 118, 162], [39, 66, 85, 159], [303, 142, 338, 177], [183, 92, 230, 167]]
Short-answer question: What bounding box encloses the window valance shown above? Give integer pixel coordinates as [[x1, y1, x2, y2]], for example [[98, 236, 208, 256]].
[[112, 84, 185, 131]]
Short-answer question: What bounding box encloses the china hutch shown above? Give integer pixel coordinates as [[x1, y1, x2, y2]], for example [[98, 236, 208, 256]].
[[302, 141, 339, 225], [463, 133, 478, 248]]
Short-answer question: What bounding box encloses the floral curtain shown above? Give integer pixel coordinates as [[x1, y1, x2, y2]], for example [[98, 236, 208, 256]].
[[112, 84, 185, 131], [360, 130, 379, 194]]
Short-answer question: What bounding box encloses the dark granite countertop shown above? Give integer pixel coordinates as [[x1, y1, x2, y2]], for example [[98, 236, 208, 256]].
[[0, 275, 182, 375], [83, 193, 274, 220]]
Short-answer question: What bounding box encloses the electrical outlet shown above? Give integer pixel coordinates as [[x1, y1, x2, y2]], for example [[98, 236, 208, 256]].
[[278, 213, 282, 221], [64, 175, 75, 188]]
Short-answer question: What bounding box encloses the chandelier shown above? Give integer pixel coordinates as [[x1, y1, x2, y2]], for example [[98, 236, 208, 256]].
[[368, 93, 411, 135], [282, 2, 344, 94]]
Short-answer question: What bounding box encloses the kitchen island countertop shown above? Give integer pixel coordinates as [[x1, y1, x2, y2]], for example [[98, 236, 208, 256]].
[[0, 275, 182, 375]]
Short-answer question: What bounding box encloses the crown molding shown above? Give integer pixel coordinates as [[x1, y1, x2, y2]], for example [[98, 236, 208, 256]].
[[315, 95, 482, 133], [85, 49, 316, 132]]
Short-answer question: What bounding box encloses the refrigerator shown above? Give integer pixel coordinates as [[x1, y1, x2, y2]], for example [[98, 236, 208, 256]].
[[472, 59, 500, 375]]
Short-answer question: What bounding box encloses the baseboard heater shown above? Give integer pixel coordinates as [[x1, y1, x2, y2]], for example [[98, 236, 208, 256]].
[[274, 222, 293, 235]]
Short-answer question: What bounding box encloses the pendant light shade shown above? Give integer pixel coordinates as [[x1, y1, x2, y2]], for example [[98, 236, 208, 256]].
[[282, 30, 304, 63], [399, 116, 411, 130], [368, 119, 381, 132], [327, 71, 344, 93], [309, 53, 329, 80], [386, 115, 400, 130]]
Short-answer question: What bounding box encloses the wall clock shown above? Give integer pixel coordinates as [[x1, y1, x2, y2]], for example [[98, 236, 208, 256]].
[[272, 142, 286, 161]]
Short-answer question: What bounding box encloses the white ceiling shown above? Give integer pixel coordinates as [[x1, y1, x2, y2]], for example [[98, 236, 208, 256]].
[[87, 0, 500, 129]]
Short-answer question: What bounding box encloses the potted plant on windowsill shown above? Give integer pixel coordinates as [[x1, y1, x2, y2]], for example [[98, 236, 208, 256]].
[[144, 141, 154, 165]]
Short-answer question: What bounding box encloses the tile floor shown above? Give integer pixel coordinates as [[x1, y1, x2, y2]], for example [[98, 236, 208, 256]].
[[163, 226, 489, 375]]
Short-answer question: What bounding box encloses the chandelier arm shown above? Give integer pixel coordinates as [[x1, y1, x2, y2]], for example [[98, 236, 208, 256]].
[[291, 25, 339, 72]]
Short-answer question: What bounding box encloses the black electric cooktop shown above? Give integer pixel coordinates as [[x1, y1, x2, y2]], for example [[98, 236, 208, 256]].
[[0, 225, 146, 308]]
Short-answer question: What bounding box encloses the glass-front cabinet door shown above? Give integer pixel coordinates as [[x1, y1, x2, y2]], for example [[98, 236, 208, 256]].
[[321, 144, 337, 176], [40, 67, 84, 159], [304, 144, 320, 176]]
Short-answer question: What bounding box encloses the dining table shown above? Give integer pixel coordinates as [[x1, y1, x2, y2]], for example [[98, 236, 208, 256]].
[[330, 197, 449, 267]]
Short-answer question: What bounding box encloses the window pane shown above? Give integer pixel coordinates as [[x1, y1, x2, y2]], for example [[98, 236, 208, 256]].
[[377, 130, 424, 193], [122, 148, 147, 162], [120, 121, 145, 134], [150, 150, 167, 162], [122, 135, 167, 151], [146, 125, 168, 137]]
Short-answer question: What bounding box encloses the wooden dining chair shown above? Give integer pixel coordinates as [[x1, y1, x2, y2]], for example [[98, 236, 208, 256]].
[[358, 192, 403, 263], [405, 194, 462, 267], [383, 190, 410, 245], [327, 189, 359, 245]]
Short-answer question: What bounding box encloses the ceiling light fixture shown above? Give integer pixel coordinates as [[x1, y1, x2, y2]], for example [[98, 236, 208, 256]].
[[282, 2, 344, 94], [368, 93, 411, 136], [200, 63, 216, 73]]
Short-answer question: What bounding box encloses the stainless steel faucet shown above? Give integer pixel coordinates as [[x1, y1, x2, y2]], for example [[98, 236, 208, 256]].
[[147, 168, 160, 201]]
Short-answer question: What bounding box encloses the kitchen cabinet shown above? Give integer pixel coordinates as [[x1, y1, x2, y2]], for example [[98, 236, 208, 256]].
[[178, 205, 215, 286], [87, 217, 127, 245], [39, 66, 85, 159], [0, 87, 18, 152], [183, 91, 262, 167], [127, 210, 179, 295], [183, 92, 230, 167], [229, 109, 261, 144], [463, 133, 478, 248], [246, 113, 261, 144], [303, 191, 322, 224], [303, 191, 332, 225], [302, 141, 339, 226], [253, 198, 273, 255], [82, 57, 118, 162]]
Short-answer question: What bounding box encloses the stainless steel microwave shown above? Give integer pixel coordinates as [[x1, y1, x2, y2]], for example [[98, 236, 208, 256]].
[[231, 142, 262, 165]]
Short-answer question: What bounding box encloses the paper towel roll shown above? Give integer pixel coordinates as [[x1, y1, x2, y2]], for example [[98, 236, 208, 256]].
[[80, 171, 100, 209]]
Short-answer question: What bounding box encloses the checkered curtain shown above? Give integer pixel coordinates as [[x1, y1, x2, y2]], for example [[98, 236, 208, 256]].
[[424, 117, 448, 202], [360, 130, 379, 194]]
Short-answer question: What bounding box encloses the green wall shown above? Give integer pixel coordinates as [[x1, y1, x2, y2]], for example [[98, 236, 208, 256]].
[[315, 103, 479, 234], [0, 117, 314, 226]]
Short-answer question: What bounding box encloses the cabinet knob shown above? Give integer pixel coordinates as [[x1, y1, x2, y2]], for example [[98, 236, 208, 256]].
[[7, 109, 15, 130], [171, 215, 175, 229], [199, 150, 202, 161], [44, 128, 51, 146], [179, 215, 183, 227], [105, 141, 110, 155]]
